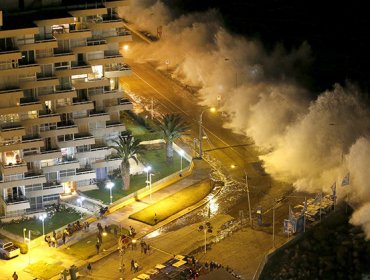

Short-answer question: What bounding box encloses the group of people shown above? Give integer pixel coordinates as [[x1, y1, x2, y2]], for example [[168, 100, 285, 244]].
[[130, 259, 139, 272]]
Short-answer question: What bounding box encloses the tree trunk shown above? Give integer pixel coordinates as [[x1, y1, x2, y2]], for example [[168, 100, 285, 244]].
[[121, 161, 131, 190], [166, 141, 174, 163]]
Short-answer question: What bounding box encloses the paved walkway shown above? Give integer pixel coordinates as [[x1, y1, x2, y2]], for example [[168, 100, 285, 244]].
[[0, 160, 211, 280]]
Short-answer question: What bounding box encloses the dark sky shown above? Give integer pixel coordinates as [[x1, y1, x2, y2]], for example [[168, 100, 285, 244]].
[[165, 0, 370, 92]]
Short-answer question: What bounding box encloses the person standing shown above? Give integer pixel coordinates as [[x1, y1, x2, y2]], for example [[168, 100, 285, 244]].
[[87, 263, 92, 275], [12, 272, 18, 280], [96, 242, 101, 254], [130, 259, 135, 271], [62, 231, 66, 245]]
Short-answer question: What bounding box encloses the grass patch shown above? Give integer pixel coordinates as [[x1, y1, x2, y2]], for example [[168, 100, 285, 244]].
[[83, 148, 189, 204], [25, 260, 64, 279], [129, 180, 211, 225], [2, 208, 81, 238], [62, 232, 117, 260]]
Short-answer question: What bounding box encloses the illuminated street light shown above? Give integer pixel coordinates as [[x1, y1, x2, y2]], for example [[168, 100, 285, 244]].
[[149, 173, 154, 201], [106, 180, 115, 204], [144, 166, 152, 188], [123, 44, 129, 51], [199, 107, 216, 158], [178, 149, 185, 171], [23, 228, 26, 243], [39, 213, 47, 236]]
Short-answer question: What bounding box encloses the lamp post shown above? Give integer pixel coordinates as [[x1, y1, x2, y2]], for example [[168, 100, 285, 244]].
[[144, 166, 152, 188], [149, 173, 154, 201], [199, 107, 216, 158], [39, 213, 47, 236], [26, 230, 31, 264], [244, 172, 253, 228], [178, 149, 185, 171], [198, 222, 213, 254], [23, 228, 26, 243], [106, 180, 114, 204]]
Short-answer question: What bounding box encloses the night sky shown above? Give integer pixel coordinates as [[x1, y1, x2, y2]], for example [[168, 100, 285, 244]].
[[165, 0, 370, 93]]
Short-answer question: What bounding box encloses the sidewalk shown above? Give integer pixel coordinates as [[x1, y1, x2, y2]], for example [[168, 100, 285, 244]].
[[0, 160, 211, 280]]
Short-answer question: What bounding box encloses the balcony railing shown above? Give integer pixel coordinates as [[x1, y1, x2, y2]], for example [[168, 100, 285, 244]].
[[105, 63, 130, 72], [5, 195, 28, 204]]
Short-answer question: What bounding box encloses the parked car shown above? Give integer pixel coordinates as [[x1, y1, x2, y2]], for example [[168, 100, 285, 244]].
[[0, 239, 20, 259]]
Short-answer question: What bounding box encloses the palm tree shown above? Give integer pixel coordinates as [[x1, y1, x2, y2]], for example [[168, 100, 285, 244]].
[[158, 114, 189, 163], [110, 133, 143, 190]]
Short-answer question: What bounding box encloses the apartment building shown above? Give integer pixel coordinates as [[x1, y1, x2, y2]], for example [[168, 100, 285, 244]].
[[0, 0, 133, 217]]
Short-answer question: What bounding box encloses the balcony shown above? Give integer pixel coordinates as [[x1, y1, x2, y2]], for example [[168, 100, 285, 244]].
[[55, 100, 94, 114], [0, 98, 43, 116], [19, 36, 58, 51], [0, 161, 28, 176], [0, 27, 39, 41], [55, 64, 92, 77], [93, 121, 126, 137], [0, 135, 44, 152], [93, 155, 121, 169], [42, 159, 80, 173], [0, 173, 46, 189], [37, 52, 76, 64], [39, 86, 77, 102], [72, 39, 108, 53], [90, 89, 124, 102], [20, 76, 59, 90], [21, 112, 61, 127], [73, 110, 110, 125], [76, 145, 110, 159], [106, 98, 133, 113], [34, 17, 75, 28], [60, 168, 96, 183], [23, 148, 62, 162], [40, 122, 79, 138], [27, 182, 64, 198], [0, 124, 26, 138], [57, 133, 95, 148], [88, 54, 123, 66], [104, 63, 132, 78], [72, 77, 110, 90], [88, 16, 125, 30], [0, 49, 22, 61], [53, 28, 92, 40], [0, 64, 41, 77], [105, 30, 132, 43], [1, 196, 30, 212], [0, 88, 24, 100]]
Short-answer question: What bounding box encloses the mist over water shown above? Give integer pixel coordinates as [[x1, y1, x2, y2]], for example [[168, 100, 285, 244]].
[[119, 1, 370, 237]]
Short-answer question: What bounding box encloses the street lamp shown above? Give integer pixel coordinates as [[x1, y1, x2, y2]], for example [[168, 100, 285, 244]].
[[149, 173, 154, 201], [144, 166, 152, 188], [39, 213, 47, 236], [106, 180, 115, 204], [198, 222, 213, 254], [178, 149, 185, 171], [245, 172, 253, 228], [199, 107, 216, 158], [23, 228, 26, 243]]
